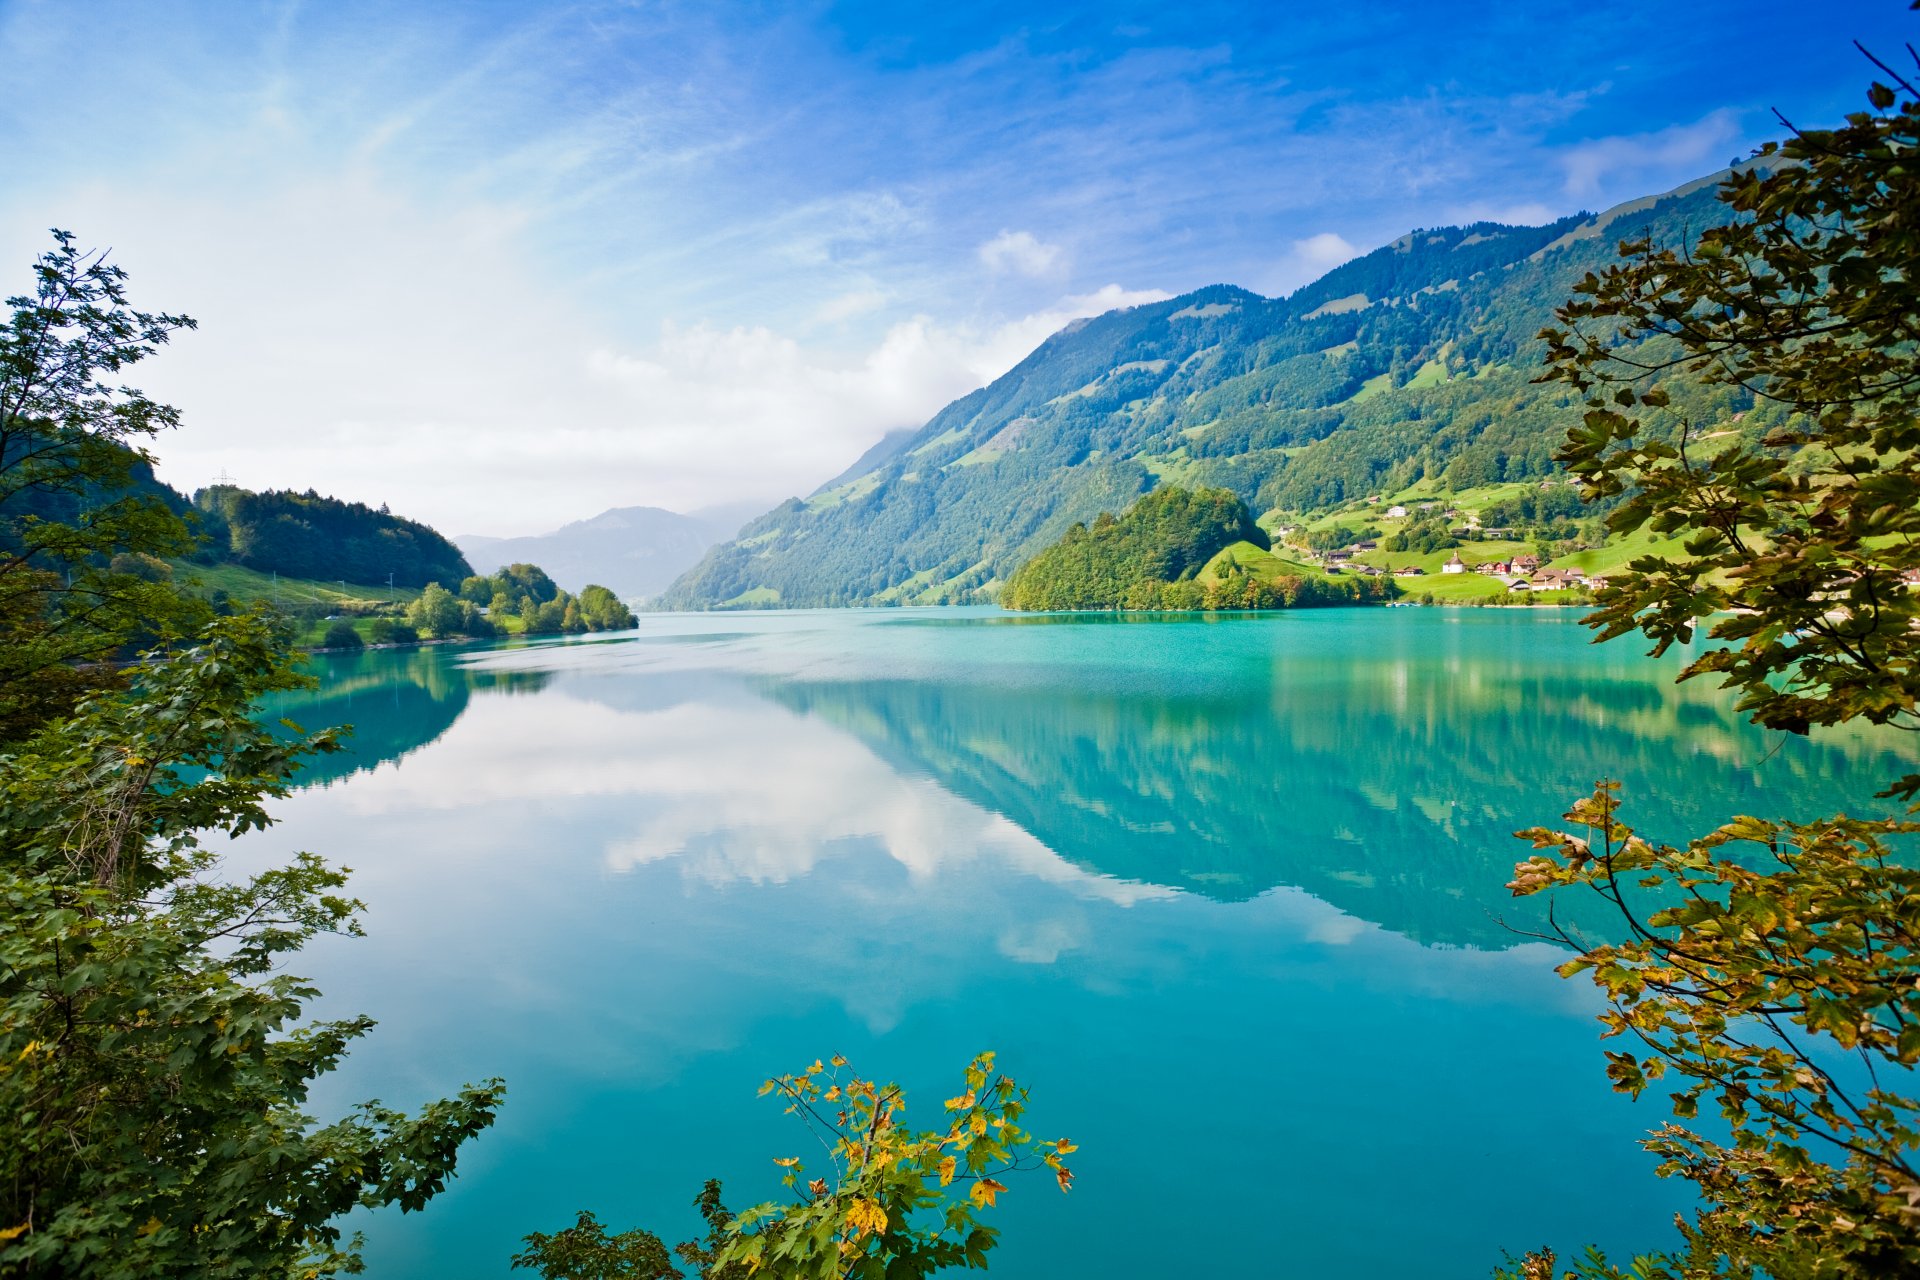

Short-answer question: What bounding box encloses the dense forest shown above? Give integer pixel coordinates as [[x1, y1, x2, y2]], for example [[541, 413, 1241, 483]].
[[663, 169, 1779, 609], [193, 485, 471, 587]]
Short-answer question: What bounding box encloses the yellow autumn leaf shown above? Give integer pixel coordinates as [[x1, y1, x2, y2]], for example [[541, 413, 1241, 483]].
[[137, 1216, 164, 1237], [846, 1196, 889, 1238], [937, 1155, 957, 1186], [0, 1223, 28, 1242], [969, 1177, 1007, 1208], [1054, 1138, 1078, 1154], [772, 1156, 801, 1168], [1055, 1166, 1074, 1193], [969, 1113, 987, 1137], [830, 1054, 848, 1067], [944, 1089, 976, 1111]]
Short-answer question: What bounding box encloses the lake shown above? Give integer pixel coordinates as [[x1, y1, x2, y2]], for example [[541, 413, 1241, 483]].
[[234, 607, 1910, 1278]]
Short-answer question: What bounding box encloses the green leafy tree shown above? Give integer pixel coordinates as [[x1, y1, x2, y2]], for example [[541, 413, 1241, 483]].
[[0, 231, 205, 739], [1503, 44, 1920, 1280], [321, 617, 363, 649], [0, 614, 504, 1277], [1541, 46, 1920, 750], [514, 1053, 1075, 1280], [406, 581, 463, 637]]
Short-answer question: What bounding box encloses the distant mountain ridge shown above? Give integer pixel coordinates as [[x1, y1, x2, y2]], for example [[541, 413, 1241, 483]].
[[457, 504, 748, 599], [662, 167, 1765, 609]]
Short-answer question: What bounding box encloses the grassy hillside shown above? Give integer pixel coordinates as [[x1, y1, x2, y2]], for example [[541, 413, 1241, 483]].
[[664, 166, 1768, 610], [171, 561, 421, 610]]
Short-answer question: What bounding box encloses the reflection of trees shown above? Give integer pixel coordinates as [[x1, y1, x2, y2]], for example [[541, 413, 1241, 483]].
[[260, 646, 551, 788], [764, 635, 1907, 949]]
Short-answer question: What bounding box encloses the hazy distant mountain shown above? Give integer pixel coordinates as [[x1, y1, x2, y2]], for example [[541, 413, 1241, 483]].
[[662, 168, 1753, 609], [457, 505, 746, 600]]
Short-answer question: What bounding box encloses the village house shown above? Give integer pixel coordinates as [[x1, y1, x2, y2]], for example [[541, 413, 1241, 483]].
[[1511, 553, 1542, 572], [1394, 565, 1426, 577], [1385, 505, 1409, 518]]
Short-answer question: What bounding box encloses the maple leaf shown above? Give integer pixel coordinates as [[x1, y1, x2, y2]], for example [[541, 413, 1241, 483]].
[[970, 1178, 1007, 1208]]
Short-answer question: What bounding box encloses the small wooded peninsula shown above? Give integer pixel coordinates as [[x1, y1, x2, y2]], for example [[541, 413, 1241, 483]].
[[1002, 485, 1394, 610]]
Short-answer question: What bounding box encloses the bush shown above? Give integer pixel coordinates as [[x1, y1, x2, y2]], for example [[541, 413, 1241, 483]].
[[320, 619, 363, 649]]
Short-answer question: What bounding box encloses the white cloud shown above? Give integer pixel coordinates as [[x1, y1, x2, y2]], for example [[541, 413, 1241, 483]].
[[812, 287, 889, 324], [1559, 109, 1742, 199], [977, 229, 1066, 278], [1265, 231, 1361, 296], [1442, 200, 1561, 228], [325, 685, 1173, 910], [3, 169, 1162, 537]]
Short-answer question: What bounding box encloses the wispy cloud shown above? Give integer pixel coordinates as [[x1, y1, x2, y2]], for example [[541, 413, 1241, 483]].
[[978, 229, 1067, 278], [1558, 109, 1744, 199], [0, 1, 1896, 536]]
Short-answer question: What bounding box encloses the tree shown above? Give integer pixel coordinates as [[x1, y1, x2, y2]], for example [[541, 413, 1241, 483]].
[[1541, 44, 1920, 753], [407, 581, 463, 637], [513, 1053, 1075, 1280], [322, 617, 364, 649], [0, 231, 205, 740], [0, 614, 504, 1277], [1503, 46, 1920, 1279]]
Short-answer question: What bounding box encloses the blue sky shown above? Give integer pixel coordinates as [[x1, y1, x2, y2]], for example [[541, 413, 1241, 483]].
[[0, 0, 1909, 533]]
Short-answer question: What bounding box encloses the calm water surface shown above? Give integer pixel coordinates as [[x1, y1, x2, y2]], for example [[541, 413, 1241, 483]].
[[236, 608, 1912, 1278]]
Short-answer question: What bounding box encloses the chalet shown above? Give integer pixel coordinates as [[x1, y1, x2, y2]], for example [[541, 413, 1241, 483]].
[[1354, 540, 1379, 552], [1478, 560, 1511, 576], [1511, 553, 1542, 572], [1533, 569, 1587, 590], [1325, 549, 1354, 564], [1385, 505, 1409, 518], [1442, 552, 1467, 575], [1394, 565, 1426, 578]]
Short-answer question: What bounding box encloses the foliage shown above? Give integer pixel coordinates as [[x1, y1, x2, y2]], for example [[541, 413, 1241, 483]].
[[367, 616, 419, 645], [447, 563, 630, 637], [195, 485, 471, 589], [1381, 513, 1459, 555], [321, 617, 363, 649], [515, 1053, 1074, 1280], [1510, 787, 1920, 1278], [511, 1182, 746, 1280], [1542, 59, 1920, 749], [1002, 486, 1267, 610], [0, 231, 205, 739], [0, 614, 504, 1278], [1505, 46, 1920, 1280], [406, 580, 493, 639]]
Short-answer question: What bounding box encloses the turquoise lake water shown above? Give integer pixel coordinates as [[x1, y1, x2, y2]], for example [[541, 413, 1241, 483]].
[[235, 607, 1914, 1278]]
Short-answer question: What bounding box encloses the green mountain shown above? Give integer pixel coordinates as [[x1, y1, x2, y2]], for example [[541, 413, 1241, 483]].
[[663, 169, 1767, 609]]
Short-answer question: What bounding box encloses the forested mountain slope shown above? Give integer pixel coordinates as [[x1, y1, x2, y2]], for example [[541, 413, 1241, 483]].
[[663, 168, 1770, 609], [192, 485, 470, 587]]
